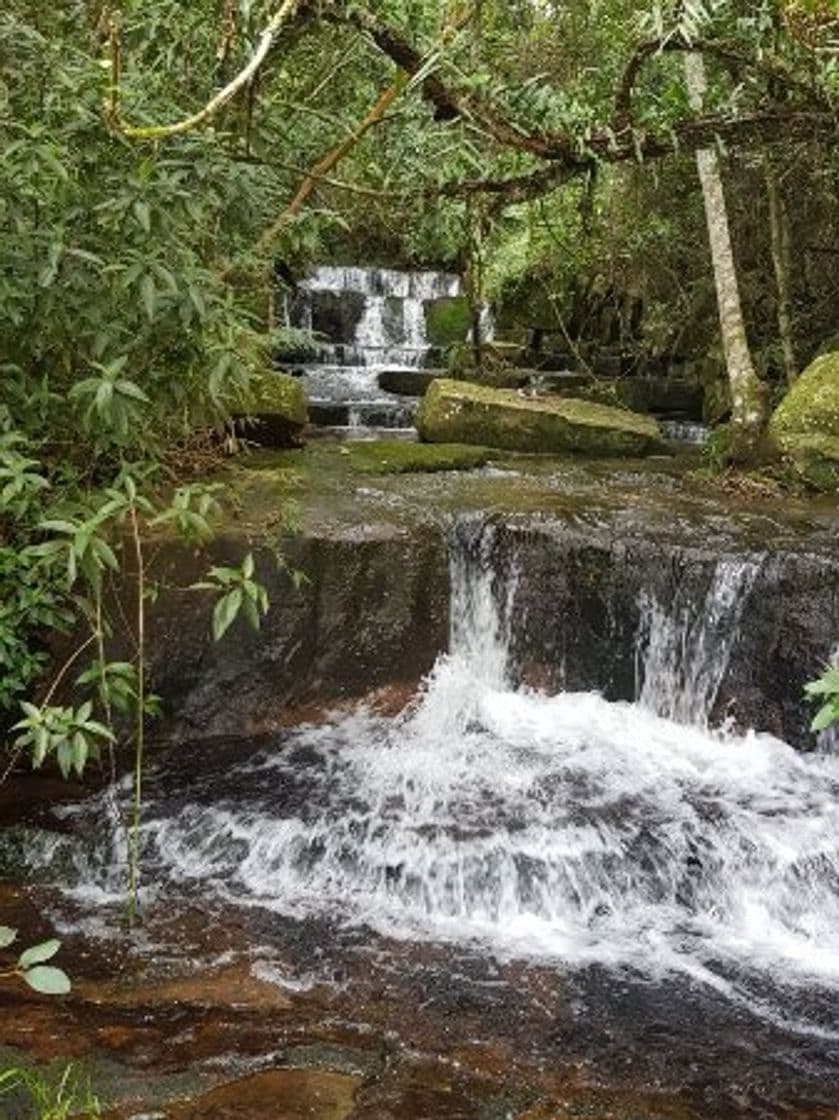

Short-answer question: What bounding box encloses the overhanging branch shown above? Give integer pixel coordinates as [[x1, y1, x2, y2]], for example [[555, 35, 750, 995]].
[[115, 0, 310, 141]]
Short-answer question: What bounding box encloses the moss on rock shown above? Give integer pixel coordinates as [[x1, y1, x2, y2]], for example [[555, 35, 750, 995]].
[[345, 439, 491, 474], [424, 297, 472, 348], [769, 352, 839, 490], [416, 378, 663, 457], [236, 372, 308, 448]]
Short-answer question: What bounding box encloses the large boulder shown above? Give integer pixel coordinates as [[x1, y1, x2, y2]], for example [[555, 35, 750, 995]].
[[236, 372, 308, 448], [415, 378, 663, 456], [769, 352, 839, 490]]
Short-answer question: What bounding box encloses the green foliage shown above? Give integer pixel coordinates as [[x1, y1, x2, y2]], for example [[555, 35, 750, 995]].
[[0, 1063, 98, 1120], [194, 554, 270, 641], [805, 666, 839, 732], [12, 703, 113, 779], [0, 929, 71, 996]]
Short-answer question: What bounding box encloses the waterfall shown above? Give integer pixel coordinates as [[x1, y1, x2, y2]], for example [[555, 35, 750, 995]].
[[288, 265, 491, 430], [295, 264, 463, 370], [35, 520, 839, 1041], [448, 519, 518, 689], [636, 556, 762, 726]]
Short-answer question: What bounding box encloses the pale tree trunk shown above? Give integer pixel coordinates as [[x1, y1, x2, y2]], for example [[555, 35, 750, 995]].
[[763, 152, 798, 385], [684, 52, 768, 459]]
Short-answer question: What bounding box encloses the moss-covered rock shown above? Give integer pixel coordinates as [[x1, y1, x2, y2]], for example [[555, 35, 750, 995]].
[[236, 372, 308, 448], [769, 352, 839, 489], [345, 439, 491, 474], [416, 378, 663, 457], [423, 297, 472, 348]]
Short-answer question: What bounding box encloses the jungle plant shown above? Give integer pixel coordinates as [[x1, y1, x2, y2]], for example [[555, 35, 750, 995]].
[[193, 553, 270, 641], [1, 453, 274, 924]]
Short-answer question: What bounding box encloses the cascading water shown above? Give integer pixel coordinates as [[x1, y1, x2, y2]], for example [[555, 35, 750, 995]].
[[636, 556, 762, 726], [287, 265, 489, 430], [52, 520, 839, 1041]]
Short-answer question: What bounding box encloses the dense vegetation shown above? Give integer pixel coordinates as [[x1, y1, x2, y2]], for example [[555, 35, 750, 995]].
[[1, 0, 838, 849]]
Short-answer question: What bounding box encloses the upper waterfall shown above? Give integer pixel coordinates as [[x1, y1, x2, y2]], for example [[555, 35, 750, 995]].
[[284, 264, 490, 430], [290, 264, 463, 370]]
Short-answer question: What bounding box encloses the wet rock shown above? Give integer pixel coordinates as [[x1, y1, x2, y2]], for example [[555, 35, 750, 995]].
[[0, 825, 81, 885], [166, 1068, 361, 1120], [530, 372, 593, 395], [140, 514, 448, 742], [575, 378, 704, 421], [377, 370, 443, 397], [415, 379, 664, 457], [305, 290, 366, 344], [235, 373, 308, 448], [769, 351, 839, 490], [344, 440, 491, 474], [83, 963, 294, 1013]]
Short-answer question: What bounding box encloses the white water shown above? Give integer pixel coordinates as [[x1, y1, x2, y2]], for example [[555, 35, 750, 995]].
[[51, 523, 839, 1033]]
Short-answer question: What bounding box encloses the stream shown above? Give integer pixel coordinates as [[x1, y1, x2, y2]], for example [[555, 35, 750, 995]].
[[10, 516, 839, 1118]]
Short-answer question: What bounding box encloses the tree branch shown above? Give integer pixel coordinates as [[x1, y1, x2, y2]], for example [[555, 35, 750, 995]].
[[116, 0, 309, 141], [251, 5, 476, 257], [613, 34, 833, 133], [254, 77, 406, 255]]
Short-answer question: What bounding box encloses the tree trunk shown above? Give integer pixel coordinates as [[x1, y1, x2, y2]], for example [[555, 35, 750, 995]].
[[763, 152, 798, 385], [684, 53, 768, 459]]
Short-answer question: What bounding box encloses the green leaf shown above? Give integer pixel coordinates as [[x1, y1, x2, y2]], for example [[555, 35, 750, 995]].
[[18, 938, 60, 968], [811, 699, 839, 733], [115, 379, 150, 403], [242, 593, 260, 632], [56, 740, 73, 780], [133, 199, 151, 233], [23, 965, 71, 996], [0, 926, 17, 949], [212, 587, 242, 641], [804, 668, 839, 696], [140, 274, 156, 322]]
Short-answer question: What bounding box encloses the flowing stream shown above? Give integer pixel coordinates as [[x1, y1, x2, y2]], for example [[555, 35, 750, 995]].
[[52, 519, 839, 1046]]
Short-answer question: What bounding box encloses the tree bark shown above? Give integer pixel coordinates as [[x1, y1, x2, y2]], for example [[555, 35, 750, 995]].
[[684, 52, 767, 458], [763, 152, 798, 384]]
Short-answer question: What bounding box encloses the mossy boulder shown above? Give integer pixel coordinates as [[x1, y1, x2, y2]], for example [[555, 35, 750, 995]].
[[769, 352, 839, 490], [415, 378, 663, 457], [236, 372, 308, 448], [423, 297, 472, 348]]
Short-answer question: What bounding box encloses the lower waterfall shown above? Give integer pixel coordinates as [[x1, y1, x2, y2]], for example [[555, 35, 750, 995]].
[[637, 555, 762, 726], [53, 520, 839, 1038]]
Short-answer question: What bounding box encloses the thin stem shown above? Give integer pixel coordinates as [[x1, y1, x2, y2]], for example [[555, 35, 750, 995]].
[[126, 504, 146, 927], [94, 589, 116, 787]]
